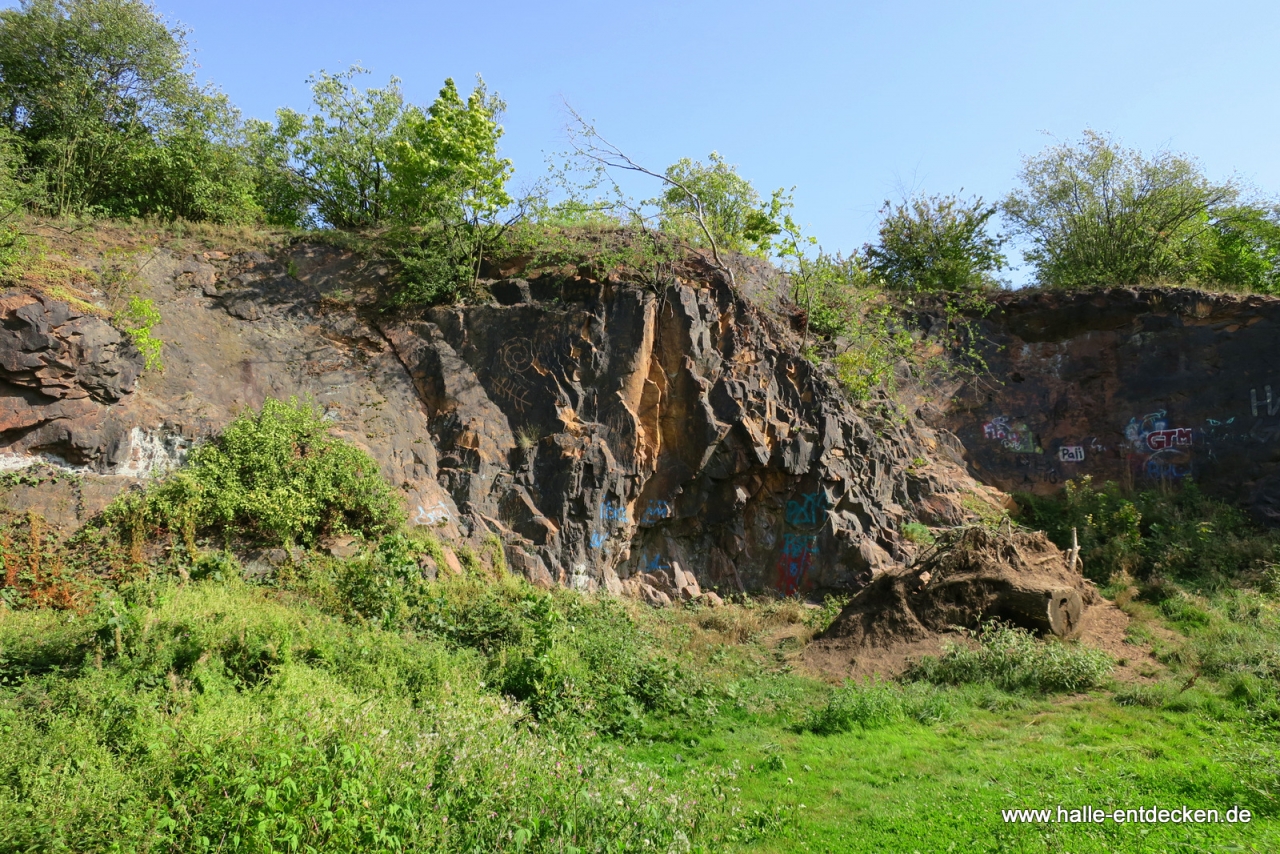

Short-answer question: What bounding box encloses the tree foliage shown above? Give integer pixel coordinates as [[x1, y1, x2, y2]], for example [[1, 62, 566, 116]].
[[658, 152, 781, 256], [0, 0, 257, 221], [865, 193, 1007, 292], [1003, 130, 1239, 288]]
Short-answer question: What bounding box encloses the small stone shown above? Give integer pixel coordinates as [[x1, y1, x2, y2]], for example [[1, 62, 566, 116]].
[[442, 547, 465, 576]]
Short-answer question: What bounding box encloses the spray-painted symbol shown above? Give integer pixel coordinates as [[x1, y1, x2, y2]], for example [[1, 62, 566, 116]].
[[641, 499, 673, 525], [599, 500, 629, 523], [1252, 386, 1280, 418], [984, 416, 1040, 454], [1059, 446, 1085, 463], [493, 376, 531, 413], [642, 553, 671, 574], [501, 337, 534, 374], [785, 492, 828, 529], [415, 502, 451, 525], [589, 530, 607, 549]]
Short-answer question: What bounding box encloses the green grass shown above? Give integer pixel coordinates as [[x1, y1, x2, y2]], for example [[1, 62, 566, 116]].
[[626, 694, 1277, 852]]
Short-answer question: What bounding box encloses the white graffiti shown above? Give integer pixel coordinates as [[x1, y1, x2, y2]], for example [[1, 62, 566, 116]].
[[415, 501, 451, 526]]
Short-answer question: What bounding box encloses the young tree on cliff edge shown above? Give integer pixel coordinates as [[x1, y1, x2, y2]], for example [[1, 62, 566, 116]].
[[1002, 130, 1240, 288], [865, 192, 1008, 293]]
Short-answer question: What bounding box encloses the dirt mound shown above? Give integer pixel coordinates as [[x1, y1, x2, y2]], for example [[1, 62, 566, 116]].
[[821, 525, 1096, 648]]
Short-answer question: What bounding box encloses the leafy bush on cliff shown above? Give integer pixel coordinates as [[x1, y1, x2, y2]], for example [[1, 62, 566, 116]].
[[107, 397, 403, 549], [0, 0, 259, 222]]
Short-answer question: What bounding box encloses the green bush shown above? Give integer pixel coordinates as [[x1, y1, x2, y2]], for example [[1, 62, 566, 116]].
[[106, 397, 403, 549], [1018, 477, 1279, 584], [906, 621, 1113, 693], [0, 578, 733, 852]]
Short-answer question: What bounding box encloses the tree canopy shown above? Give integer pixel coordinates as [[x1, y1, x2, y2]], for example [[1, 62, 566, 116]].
[[1003, 130, 1239, 288], [0, 0, 256, 221]]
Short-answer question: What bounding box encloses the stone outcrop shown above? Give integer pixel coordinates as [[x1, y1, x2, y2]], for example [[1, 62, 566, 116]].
[[0, 293, 144, 468], [0, 240, 1000, 597], [925, 287, 1280, 523], [377, 257, 995, 597]]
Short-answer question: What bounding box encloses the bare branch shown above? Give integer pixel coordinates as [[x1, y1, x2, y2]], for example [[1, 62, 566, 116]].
[[562, 103, 735, 287]]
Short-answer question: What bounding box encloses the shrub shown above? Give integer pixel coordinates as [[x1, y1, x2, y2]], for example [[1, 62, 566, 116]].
[[1018, 477, 1280, 584], [906, 621, 1113, 693], [105, 397, 403, 549], [115, 295, 163, 371], [1003, 130, 1238, 288], [865, 192, 1008, 293]]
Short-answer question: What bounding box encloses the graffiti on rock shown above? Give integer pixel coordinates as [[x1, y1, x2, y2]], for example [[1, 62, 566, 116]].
[[1125, 411, 1193, 480], [1251, 385, 1280, 418], [785, 491, 829, 529], [775, 535, 818, 597], [589, 530, 607, 549], [1145, 428, 1193, 451], [983, 416, 1040, 454], [642, 553, 672, 574], [492, 376, 532, 413], [1059, 445, 1085, 463], [641, 499, 673, 525], [500, 337, 535, 374], [415, 501, 451, 525], [599, 500, 629, 523]]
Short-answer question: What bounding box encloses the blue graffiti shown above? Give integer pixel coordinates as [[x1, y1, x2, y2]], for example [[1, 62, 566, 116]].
[[599, 500, 629, 523], [785, 491, 828, 528], [589, 530, 607, 549], [781, 533, 818, 558], [642, 553, 672, 573], [641, 499, 673, 525]]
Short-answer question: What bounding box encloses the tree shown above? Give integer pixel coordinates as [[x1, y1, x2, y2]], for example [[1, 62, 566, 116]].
[[386, 76, 512, 225], [0, 0, 257, 221], [1003, 130, 1237, 287], [865, 193, 1007, 292], [266, 66, 406, 229], [1202, 204, 1280, 294], [659, 152, 780, 256]]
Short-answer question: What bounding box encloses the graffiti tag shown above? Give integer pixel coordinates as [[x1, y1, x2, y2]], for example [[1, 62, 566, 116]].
[[1145, 428, 1193, 451], [599, 500, 629, 523], [589, 530, 607, 549], [983, 415, 1039, 454], [775, 536, 818, 597], [415, 502, 451, 526], [1252, 385, 1280, 418], [641, 499, 673, 525], [785, 491, 829, 528], [1059, 446, 1085, 463]]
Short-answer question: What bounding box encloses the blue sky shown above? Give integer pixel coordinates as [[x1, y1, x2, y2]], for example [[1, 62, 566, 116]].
[[74, 2, 1280, 276]]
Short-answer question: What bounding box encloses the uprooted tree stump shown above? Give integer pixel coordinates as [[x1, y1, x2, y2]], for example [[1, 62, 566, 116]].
[[820, 525, 1096, 647]]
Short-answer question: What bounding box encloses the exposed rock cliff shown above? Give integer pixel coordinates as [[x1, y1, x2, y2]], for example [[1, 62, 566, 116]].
[[926, 287, 1280, 522], [0, 238, 999, 597]]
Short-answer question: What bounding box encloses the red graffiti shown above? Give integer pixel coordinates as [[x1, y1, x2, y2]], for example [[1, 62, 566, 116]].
[[775, 539, 817, 596], [1146, 428, 1193, 451]]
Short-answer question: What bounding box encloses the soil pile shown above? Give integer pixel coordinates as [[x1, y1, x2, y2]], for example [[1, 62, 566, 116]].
[[804, 525, 1134, 678]]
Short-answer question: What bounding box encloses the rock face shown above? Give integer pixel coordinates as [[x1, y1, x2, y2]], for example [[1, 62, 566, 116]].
[[0, 293, 144, 467], [927, 287, 1280, 523], [0, 241, 998, 596], [379, 259, 991, 596]]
